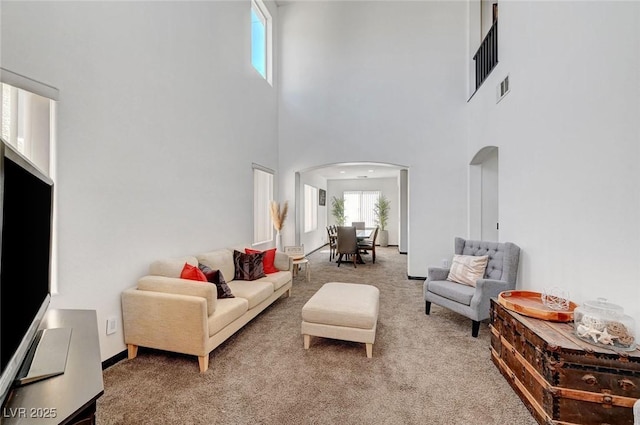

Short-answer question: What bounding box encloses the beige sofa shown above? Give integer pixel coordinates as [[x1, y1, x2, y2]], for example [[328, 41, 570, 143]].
[[121, 247, 292, 372]]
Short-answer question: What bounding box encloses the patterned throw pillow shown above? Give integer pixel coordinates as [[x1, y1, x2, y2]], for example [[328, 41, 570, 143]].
[[180, 263, 207, 282], [446, 255, 489, 287], [233, 250, 266, 281], [245, 248, 278, 274], [198, 263, 234, 299]]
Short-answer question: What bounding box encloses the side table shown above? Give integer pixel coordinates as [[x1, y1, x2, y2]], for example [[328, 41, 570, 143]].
[[292, 258, 310, 282]]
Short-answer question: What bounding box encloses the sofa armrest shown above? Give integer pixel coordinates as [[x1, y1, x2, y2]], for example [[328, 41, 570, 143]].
[[427, 266, 449, 281], [274, 251, 291, 271], [121, 288, 209, 356], [469, 278, 512, 320], [137, 275, 217, 315]]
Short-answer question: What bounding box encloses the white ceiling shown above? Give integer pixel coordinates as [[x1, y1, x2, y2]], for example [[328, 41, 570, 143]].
[[302, 163, 404, 181]]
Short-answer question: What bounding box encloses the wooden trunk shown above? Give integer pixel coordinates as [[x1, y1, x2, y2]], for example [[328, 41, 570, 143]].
[[490, 298, 640, 425]]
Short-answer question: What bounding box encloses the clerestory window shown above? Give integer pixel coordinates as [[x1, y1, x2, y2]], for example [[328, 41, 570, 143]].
[[251, 0, 272, 84]]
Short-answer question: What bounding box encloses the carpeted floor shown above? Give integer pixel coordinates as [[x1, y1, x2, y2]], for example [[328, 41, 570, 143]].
[[97, 246, 536, 425]]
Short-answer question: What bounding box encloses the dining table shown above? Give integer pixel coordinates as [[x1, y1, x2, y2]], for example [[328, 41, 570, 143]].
[[356, 228, 373, 241]]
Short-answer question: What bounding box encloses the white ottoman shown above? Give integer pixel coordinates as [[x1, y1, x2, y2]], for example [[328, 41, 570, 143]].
[[301, 282, 380, 358]]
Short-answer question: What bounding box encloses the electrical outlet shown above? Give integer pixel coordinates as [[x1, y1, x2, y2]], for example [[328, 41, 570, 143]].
[[442, 259, 449, 268], [106, 316, 118, 335]]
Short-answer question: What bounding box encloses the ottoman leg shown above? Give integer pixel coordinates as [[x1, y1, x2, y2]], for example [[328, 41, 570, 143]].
[[304, 334, 310, 350], [366, 343, 373, 358]]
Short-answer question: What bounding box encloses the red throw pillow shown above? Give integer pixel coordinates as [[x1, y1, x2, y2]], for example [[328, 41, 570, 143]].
[[180, 262, 207, 282], [245, 248, 278, 274]]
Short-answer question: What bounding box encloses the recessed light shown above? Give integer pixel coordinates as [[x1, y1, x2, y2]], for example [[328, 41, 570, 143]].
[[340, 171, 346, 174], [368, 169, 374, 173]]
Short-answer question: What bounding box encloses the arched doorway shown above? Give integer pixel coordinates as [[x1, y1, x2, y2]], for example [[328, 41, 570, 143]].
[[469, 146, 499, 241], [294, 162, 409, 254]]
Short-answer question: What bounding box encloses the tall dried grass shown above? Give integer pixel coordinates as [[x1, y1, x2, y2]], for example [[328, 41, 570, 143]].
[[269, 200, 288, 231]]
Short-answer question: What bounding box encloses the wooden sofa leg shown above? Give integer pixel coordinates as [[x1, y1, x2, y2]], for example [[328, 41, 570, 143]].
[[198, 355, 209, 373], [425, 301, 431, 315], [472, 320, 480, 338], [127, 344, 138, 359]]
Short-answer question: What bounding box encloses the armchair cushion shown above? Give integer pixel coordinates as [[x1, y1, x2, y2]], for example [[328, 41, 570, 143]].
[[427, 279, 475, 306], [447, 255, 489, 287]]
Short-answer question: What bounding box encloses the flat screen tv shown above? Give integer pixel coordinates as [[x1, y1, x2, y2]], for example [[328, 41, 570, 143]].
[[0, 137, 54, 407]]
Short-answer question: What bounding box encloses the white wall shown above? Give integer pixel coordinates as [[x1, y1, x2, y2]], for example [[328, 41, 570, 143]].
[[278, 1, 469, 276], [1, 1, 280, 360], [467, 1, 640, 337], [327, 177, 399, 246]]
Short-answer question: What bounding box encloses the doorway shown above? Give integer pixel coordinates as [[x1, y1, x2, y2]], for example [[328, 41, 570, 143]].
[[469, 146, 499, 241], [294, 162, 408, 254]]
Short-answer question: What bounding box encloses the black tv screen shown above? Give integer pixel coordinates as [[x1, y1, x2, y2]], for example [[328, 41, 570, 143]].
[[0, 140, 53, 406]]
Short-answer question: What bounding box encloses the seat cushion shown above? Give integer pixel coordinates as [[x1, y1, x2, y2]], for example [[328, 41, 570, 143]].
[[302, 282, 379, 329], [227, 281, 274, 309], [427, 280, 475, 306], [254, 270, 291, 291], [208, 297, 249, 336]]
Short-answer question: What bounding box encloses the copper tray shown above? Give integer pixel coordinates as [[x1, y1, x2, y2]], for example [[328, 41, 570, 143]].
[[498, 290, 578, 322]]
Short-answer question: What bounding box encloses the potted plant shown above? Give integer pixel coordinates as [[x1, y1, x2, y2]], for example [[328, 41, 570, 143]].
[[374, 195, 390, 247], [331, 196, 346, 226]]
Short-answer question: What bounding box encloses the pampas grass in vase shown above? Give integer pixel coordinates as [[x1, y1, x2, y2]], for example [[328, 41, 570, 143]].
[[270, 200, 288, 251]]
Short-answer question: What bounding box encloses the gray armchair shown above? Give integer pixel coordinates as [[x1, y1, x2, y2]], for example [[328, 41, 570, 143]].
[[424, 237, 520, 337]]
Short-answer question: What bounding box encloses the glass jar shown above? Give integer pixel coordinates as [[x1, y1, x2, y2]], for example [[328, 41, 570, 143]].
[[574, 298, 636, 351]]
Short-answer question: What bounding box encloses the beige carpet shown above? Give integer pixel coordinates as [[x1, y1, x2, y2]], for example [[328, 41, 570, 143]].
[[97, 247, 536, 425]]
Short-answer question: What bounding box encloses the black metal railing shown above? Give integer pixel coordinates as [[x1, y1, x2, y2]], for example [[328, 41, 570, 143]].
[[473, 21, 498, 91]]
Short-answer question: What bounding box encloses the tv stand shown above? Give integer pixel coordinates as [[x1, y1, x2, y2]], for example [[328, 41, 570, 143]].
[[2, 309, 104, 425]]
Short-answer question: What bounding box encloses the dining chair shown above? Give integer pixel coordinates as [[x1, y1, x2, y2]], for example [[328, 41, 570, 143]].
[[326, 226, 337, 261], [357, 226, 379, 264], [351, 221, 365, 230], [336, 226, 358, 268]]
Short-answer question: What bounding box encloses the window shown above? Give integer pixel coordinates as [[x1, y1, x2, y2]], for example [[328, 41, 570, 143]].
[[1, 82, 55, 175], [1, 69, 58, 293], [344, 190, 381, 228], [304, 184, 318, 233], [251, 0, 272, 84], [253, 165, 274, 245]]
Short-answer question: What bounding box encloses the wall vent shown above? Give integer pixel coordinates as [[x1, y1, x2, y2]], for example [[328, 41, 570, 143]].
[[496, 74, 510, 103]]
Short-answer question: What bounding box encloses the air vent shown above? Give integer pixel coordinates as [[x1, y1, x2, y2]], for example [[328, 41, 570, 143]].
[[357, 176, 368, 179], [497, 74, 510, 103]]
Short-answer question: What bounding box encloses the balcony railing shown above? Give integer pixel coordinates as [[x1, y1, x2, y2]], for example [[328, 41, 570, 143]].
[[473, 21, 498, 91]]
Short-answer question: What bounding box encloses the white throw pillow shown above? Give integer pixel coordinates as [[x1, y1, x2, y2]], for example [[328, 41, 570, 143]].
[[447, 255, 489, 287]]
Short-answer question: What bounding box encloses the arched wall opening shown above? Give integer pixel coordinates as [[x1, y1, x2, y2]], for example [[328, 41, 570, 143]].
[[469, 146, 499, 241], [294, 162, 409, 255]]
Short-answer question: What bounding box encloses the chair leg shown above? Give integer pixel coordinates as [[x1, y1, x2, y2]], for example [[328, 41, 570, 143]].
[[337, 254, 342, 267], [372, 248, 376, 264], [471, 320, 481, 338], [425, 301, 431, 315]]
